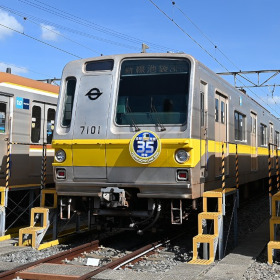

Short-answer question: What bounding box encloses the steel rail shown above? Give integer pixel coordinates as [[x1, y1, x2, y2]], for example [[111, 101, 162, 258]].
[[0, 240, 99, 280]]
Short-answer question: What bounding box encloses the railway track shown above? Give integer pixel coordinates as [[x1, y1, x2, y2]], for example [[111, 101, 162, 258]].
[[0, 229, 186, 280]]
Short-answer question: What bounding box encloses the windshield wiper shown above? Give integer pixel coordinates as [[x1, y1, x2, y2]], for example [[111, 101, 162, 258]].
[[126, 98, 140, 132], [150, 97, 166, 131]]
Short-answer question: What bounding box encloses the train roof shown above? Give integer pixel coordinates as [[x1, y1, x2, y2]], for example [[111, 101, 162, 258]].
[[0, 72, 59, 95]]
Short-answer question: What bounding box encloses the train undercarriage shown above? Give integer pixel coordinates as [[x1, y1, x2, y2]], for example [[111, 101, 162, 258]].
[[59, 187, 195, 234]]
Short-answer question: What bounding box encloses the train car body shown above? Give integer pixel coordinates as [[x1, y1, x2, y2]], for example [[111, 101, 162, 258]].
[[53, 53, 279, 226], [0, 72, 58, 187]]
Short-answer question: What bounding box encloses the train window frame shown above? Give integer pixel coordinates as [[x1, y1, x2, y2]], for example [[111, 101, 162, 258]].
[[47, 108, 55, 144], [61, 77, 77, 128], [200, 80, 208, 128], [0, 103, 6, 133], [200, 91, 204, 127], [275, 131, 280, 148], [260, 123, 267, 146], [221, 101, 225, 124], [115, 58, 191, 126], [31, 105, 41, 143], [85, 60, 114, 72], [234, 111, 246, 141], [215, 98, 219, 122]]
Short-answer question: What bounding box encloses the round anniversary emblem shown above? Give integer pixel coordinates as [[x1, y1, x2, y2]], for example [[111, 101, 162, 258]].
[[129, 130, 161, 164]]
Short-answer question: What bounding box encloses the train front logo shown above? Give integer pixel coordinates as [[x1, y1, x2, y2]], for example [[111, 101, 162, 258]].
[[129, 130, 161, 164]]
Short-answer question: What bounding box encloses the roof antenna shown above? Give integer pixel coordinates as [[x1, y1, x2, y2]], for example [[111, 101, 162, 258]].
[[141, 43, 149, 53]]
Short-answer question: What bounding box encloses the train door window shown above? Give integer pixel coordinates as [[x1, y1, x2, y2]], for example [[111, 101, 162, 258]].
[[215, 98, 219, 122], [234, 111, 246, 141], [276, 131, 280, 148], [47, 108, 55, 144], [251, 114, 256, 134], [0, 103, 6, 133], [62, 77, 76, 127], [31, 106, 41, 143], [200, 81, 207, 128], [250, 112, 258, 171], [221, 101, 225, 124], [201, 91, 204, 127], [260, 124, 267, 146], [269, 123, 274, 144]]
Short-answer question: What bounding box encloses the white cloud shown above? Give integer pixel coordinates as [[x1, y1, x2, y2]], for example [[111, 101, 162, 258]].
[[267, 96, 280, 105], [0, 62, 28, 75], [0, 10, 24, 39], [40, 24, 60, 41]]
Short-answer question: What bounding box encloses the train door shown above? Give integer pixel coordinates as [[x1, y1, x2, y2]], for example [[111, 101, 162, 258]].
[[0, 95, 10, 177], [250, 112, 258, 171], [29, 102, 56, 178], [200, 81, 208, 179], [269, 122, 275, 168], [214, 92, 228, 177], [72, 75, 112, 179]]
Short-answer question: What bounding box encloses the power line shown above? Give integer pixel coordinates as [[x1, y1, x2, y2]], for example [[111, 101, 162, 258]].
[[0, 22, 82, 58], [147, 0, 280, 118], [146, 0, 232, 72], [0, 4, 141, 51], [17, 0, 179, 53], [171, 1, 242, 72]]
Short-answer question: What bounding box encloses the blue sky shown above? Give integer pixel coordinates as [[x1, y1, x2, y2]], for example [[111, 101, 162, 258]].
[[1, 0, 280, 115]]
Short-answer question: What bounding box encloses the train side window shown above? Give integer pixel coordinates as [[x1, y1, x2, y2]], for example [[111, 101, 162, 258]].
[[31, 106, 41, 143], [215, 98, 219, 122], [47, 108, 55, 144], [260, 123, 267, 146], [275, 131, 280, 148], [200, 91, 204, 126], [62, 77, 76, 127], [250, 114, 256, 134], [234, 111, 245, 141], [0, 103, 6, 133], [221, 101, 225, 124]]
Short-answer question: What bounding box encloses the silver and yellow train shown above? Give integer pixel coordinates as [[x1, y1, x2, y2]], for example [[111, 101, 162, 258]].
[[52, 53, 279, 228], [0, 71, 58, 187]]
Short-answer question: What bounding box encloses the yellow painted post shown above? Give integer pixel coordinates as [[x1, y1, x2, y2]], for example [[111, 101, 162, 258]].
[[235, 144, 239, 190], [5, 140, 10, 190]]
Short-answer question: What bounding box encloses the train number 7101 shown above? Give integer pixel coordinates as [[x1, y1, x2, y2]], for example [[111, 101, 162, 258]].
[[80, 126, 101, 134]]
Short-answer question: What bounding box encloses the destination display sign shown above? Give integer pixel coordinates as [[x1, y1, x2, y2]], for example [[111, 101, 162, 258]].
[[121, 59, 190, 76]]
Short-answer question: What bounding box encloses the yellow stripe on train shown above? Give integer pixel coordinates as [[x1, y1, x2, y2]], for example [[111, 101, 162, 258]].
[[52, 138, 271, 168]]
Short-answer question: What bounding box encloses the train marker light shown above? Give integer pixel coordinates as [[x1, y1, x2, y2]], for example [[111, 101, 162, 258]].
[[56, 169, 66, 179], [177, 170, 188, 181], [55, 149, 66, 163], [175, 149, 190, 164], [129, 130, 161, 164]]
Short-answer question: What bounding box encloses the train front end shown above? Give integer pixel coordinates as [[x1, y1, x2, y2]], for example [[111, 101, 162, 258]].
[[53, 53, 200, 228]]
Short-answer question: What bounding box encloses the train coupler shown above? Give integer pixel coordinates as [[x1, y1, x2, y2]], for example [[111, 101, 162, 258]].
[[100, 187, 128, 208]]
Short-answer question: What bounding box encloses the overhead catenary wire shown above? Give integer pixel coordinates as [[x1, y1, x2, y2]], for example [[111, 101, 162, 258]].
[[172, 2, 280, 115], [147, 0, 280, 118], [0, 22, 82, 59], [171, 1, 242, 72], [16, 0, 179, 53], [0, 4, 138, 52]]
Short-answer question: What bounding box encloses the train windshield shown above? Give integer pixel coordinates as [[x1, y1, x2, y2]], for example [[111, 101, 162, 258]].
[[116, 58, 190, 126]]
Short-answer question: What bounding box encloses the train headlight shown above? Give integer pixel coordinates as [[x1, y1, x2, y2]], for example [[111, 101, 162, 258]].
[[175, 149, 190, 164], [55, 149, 66, 163]]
